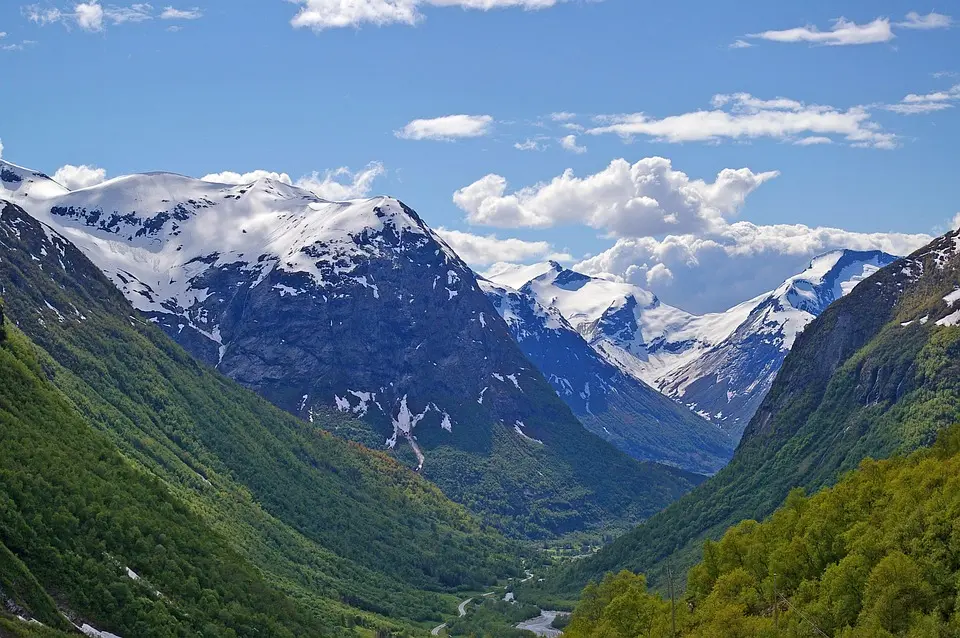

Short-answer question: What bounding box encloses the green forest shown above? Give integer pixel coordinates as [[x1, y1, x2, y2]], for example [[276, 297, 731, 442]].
[[565, 421, 960, 636]]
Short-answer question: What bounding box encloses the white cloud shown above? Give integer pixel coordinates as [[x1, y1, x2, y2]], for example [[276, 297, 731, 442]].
[[588, 92, 897, 149], [514, 138, 543, 151], [53, 164, 108, 190], [951, 213, 960, 231], [289, 0, 567, 31], [559, 134, 587, 154], [201, 169, 294, 185], [104, 3, 153, 24], [24, 6, 65, 26], [75, 2, 105, 31], [574, 223, 931, 314], [549, 111, 577, 121], [160, 6, 203, 19], [434, 228, 566, 266], [883, 84, 960, 114], [395, 114, 494, 141], [748, 17, 894, 46], [296, 162, 386, 200], [201, 163, 386, 200], [25, 2, 170, 30], [453, 157, 778, 238], [897, 11, 952, 29], [0, 139, 4, 158], [793, 136, 833, 146], [728, 39, 753, 49]]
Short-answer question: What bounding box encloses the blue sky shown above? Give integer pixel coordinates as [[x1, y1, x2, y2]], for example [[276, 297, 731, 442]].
[[0, 0, 957, 312]]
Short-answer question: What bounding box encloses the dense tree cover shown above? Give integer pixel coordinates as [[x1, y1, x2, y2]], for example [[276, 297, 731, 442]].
[[529, 232, 960, 602], [0, 616, 73, 638], [0, 201, 520, 634], [565, 422, 960, 637], [0, 326, 336, 636]]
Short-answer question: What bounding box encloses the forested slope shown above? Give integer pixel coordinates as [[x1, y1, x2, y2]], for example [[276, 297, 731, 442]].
[[565, 422, 960, 636], [0, 199, 518, 636]]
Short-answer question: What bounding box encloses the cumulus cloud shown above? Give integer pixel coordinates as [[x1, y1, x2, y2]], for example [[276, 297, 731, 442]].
[[883, 84, 960, 114], [296, 162, 386, 200], [729, 39, 753, 49], [951, 213, 960, 231], [289, 0, 568, 31], [201, 169, 294, 185], [0, 139, 4, 158], [574, 223, 931, 314], [549, 112, 577, 121], [75, 2, 105, 30], [587, 92, 897, 149], [201, 163, 386, 200], [434, 228, 567, 266], [53, 164, 108, 190], [897, 11, 952, 29], [395, 114, 494, 141], [160, 6, 203, 19], [453, 157, 778, 237], [559, 134, 587, 154], [748, 17, 894, 46]]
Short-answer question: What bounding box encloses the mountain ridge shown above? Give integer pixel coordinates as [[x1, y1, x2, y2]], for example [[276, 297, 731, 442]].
[[488, 248, 897, 436], [1, 160, 703, 540], [480, 276, 735, 474], [0, 198, 525, 636], [522, 228, 959, 603]]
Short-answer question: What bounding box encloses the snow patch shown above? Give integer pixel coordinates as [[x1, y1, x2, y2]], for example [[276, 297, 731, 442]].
[[944, 288, 960, 307], [512, 420, 543, 445], [936, 310, 960, 327]]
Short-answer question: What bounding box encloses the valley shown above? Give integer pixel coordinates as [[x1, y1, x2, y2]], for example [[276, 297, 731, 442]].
[[2, 3, 956, 636]]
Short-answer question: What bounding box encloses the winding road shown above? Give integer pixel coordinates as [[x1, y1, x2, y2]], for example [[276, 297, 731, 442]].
[[430, 597, 473, 636]]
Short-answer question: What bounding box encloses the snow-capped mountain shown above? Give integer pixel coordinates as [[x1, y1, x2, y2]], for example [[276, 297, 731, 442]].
[[488, 249, 898, 438], [1, 158, 702, 538], [481, 278, 735, 474], [0, 158, 519, 455]]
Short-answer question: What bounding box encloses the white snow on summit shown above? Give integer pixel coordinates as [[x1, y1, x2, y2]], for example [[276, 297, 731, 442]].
[[490, 249, 898, 436], [1, 158, 456, 342]]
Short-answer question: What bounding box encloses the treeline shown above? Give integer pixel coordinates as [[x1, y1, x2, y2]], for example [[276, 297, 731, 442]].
[[565, 422, 960, 637]]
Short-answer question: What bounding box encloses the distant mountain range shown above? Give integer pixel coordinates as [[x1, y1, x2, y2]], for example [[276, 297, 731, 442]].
[[528, 226, 960, 603], [487, 249, 897, 439], [480, 276, 735, 474], [0, 159, 701, 540]]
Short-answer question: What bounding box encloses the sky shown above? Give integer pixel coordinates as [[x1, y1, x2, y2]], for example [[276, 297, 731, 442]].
[[0, 0, 958, 313]]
